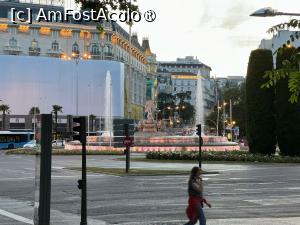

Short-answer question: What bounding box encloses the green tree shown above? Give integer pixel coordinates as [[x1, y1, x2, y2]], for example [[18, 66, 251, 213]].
[[266, 22, 300, 103], [205, 110, 223, 136], [29, 107, 40, 115], [157, 92, 195, 123], [76, 0, 139, 31], [175, 91, 191, 103], [221, 83, 247, 137], [157, 93, 175, 119], [77, 0, 138, 13], [178, 102, 195, 124], [0, 104, 10, 130], [272, 47, 300, 156], [246, 49, 276, 155], [52, 105, 63, 140]]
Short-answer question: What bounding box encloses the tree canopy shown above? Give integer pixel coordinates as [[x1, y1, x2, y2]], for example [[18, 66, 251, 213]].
[[265, 20, 300, 103], [76, 0, 139, 12]]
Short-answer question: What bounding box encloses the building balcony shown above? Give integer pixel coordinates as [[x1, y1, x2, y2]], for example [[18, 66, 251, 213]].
[[3, 46, 22, 55], [90, 52, 101, 60], [28, 47, 41, 56], [104, 52, 114, 59], [47, 49, 63, 57]]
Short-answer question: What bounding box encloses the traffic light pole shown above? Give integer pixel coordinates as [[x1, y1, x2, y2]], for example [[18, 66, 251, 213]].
[[124, 124, 130, 173], [36, 114, 52, 225], [72, 116, 87, 225], [125, 145, 130, 173], [81, 138, 87, 225], [196, 124, 202, 169]]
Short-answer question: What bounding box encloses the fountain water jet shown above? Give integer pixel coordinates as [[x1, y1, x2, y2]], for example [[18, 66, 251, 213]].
[[195, 70, 204, 133], [103, 71, 113, 146]]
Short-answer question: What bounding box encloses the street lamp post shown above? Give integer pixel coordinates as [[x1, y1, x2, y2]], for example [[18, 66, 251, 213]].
[[75, 56, 80, 116], [217, 101, 221, 136], [205, 119, 218, 135], [222, 101, 227, 137], [250, 7, 300, 17], [62, 52, 91, 116]]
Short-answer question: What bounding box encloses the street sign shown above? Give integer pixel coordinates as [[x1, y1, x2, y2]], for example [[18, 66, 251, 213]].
[[113, 119, 134, 147], [123, 136, 134, 147], [233, 126, 240, 136]]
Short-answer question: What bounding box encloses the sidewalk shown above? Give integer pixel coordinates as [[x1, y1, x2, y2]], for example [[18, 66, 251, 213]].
[[118, 217, 300, 225]]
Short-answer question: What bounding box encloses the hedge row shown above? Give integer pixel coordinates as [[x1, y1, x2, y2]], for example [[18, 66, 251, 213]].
[[146, 151, 300, 163]]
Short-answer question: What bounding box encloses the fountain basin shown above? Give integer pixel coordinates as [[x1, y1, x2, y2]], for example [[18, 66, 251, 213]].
[[64, 135, 240, 152]]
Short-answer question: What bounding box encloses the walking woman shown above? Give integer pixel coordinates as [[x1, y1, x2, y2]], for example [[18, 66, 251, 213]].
[[184, 166, 211, 225]]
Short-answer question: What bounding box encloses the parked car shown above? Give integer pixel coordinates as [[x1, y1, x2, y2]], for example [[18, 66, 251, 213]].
[[52, 140, 65, 147], [23, 140, 37, 148]]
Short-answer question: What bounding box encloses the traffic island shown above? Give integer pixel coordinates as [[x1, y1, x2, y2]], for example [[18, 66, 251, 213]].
[[67, 167, 218, 176]]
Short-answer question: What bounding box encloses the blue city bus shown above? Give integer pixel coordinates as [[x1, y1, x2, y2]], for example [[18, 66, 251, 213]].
[[0, 131, 34, 149]]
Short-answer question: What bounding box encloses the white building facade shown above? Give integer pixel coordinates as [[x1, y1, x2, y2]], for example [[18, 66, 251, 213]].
[[259, 30, 300, 67], [157, 56, 215, 115]]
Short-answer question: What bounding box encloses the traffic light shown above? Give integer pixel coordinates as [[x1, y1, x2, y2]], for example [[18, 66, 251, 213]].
[[77, 179, 83, 189], [196, 124, 201, 136], [124, 123, 129, 136], [72, 117, 86, 144], [124, 148, 128, 155]]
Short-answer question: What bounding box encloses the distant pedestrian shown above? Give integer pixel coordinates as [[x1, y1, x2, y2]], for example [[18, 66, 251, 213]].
[[184, 166, 211, 225]]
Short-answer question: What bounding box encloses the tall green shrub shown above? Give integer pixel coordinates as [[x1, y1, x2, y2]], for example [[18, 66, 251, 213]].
[[246, 49, 276, 155], [275, 47, 300, 156]]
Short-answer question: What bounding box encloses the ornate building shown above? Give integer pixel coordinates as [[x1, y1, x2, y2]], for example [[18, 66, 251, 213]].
[[0, 0, 148, 120], [142, 37, 158, 102], [157, 56, 215, 116]]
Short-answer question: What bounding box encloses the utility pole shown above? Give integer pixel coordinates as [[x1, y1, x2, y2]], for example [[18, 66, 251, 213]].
[[127, 0, 133, 119], [216, 100, 219, 136], [230, 99, 232, 141]]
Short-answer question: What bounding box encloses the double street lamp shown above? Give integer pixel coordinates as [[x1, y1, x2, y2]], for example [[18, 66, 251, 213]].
[[61, 52, 91, 116]]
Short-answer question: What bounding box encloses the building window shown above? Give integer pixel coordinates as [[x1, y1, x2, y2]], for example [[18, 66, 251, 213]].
[[51, 41, 59, 51], [31, 39, 38, 48], [72, 42, 79, 53], [92, 33, 98, 40], [72, 31, 79, 39], [8, 26, 17, 34], [9, 37, 17, 47], [91, 44, 99, 55], [52, 30, 59, 38], [29, 39, 40, 56]]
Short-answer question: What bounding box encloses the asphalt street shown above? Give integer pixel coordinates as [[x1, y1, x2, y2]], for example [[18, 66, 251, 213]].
[[0, 151, 300, 225]]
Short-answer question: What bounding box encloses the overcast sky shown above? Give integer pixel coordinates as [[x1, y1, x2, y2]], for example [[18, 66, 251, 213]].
[[123, 0, 300, 77]]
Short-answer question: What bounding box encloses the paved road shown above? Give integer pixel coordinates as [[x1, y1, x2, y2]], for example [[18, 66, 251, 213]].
[[0, 152, 300, 225]]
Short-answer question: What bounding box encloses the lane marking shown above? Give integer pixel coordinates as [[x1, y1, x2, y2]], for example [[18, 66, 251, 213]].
[[0, 209, 33, 224], [52, 166, 65, 169]]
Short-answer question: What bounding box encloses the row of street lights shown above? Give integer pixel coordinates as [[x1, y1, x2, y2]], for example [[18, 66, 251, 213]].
[[165, 105, 186, 126], [215, 100, 236, 139]]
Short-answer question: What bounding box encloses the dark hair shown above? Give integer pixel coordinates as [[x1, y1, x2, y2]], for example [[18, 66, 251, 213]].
[[189, 166, 201, 182]]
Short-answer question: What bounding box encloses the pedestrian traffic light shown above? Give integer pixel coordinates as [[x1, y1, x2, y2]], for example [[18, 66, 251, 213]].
[[196, 124, 201, 136], [124, 148, 128, 155], [72, 117, 86, 144], [77, 179, 83, 189]]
